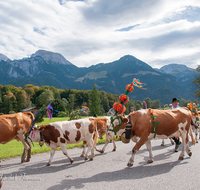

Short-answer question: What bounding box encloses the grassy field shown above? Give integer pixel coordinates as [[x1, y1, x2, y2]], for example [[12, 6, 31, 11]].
[[0, 117, 109, 160]]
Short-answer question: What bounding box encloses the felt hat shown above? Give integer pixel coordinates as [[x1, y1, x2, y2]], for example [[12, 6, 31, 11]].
[[171, 98, 179, 103]]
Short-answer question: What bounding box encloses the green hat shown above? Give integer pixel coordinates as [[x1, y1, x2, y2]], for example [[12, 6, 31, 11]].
[[171, 98, 179, 103]]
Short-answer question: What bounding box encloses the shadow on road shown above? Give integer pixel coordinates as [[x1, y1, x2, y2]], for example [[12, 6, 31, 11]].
[[46, 159, 188, 190], [0, 152, 107, 177]]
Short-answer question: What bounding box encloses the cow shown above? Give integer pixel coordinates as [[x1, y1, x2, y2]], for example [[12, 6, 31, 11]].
[[81, 117, 116, 156], [0, 112, 34, 165], [191, 111, 200, 143], [108, 108, 196, 167], [26, 117, 110, 166]]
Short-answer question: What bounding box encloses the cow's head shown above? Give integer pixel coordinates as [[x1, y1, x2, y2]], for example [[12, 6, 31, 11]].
[[26, 125, 46, 146], [108, 115, 129, 136]]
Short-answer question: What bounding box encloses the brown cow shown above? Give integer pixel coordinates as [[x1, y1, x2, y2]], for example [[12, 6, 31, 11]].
[[108, 108, 196, 167], [26, 117, 111, 166], [80, 117, 116, 157], [0, 112, 34, 165]]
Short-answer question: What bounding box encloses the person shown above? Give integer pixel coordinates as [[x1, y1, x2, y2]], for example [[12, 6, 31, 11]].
[[170, 97, 181, 152], [171, 98, 180, 109], [107, 108, 115, 116], [129, 107, 134, 114]]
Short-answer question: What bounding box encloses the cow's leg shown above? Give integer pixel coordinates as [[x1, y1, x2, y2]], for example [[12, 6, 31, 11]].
[[111, 136, 117, 151], [127, 137, 147, 167], [93, 132, 100, 153], [18, 134, 30, 163], [179, 132, 186, 160], [170, 138, 174, 145], [100, 133, 112, 153], [60, 143, 74, 164], [80, 140, 87, 157], [26, 143, 32, 162], [195, 129, 198, 143], [85, 138, 95, 161], [185, 134, 192, 157], [161, 139, 164, 146], [21, 148, 27, 163], [145, 140, 154, 163], [46, 148, 56, 166]]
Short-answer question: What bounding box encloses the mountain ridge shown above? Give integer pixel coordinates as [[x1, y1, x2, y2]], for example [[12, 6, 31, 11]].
[[0, 50, 196, 105]]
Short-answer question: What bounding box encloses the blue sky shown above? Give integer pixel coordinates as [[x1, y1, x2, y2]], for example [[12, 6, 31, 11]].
[[0, 0, 200, 69]]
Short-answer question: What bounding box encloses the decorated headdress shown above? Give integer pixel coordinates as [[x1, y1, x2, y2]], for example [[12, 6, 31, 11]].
[[108, 78, 147, 135], [112, 78, 147, 115]]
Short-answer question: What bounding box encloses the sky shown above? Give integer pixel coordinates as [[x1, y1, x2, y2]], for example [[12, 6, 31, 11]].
[[0, 0, 200, 69]]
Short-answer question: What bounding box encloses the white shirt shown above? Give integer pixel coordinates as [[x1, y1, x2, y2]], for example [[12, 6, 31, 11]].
[[171, 105, 180, 110]]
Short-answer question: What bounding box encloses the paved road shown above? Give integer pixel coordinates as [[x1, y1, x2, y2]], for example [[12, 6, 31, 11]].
[[0, 139, 200, 190]]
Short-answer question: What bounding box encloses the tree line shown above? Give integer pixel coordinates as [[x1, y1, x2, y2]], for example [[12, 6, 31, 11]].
[[0, 83, 199, 116]]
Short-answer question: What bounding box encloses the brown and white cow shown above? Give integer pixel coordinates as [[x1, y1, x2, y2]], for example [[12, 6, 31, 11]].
[[81, 117, 116, 157], [26, 117, 110, 166], [108, 108, 196, 167], [0, 112, 34, 165]]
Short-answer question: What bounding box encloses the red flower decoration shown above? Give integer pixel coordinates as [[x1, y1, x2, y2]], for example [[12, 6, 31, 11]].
[[113, 102, 126, 114], [119, 94, 129, 104], [126, 84, 134, 92]]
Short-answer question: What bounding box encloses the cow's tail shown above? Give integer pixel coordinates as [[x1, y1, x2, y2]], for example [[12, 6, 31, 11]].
[[189, 126, 196, 145], [93, 121, 99, 149], [24, 111, 35, 122]]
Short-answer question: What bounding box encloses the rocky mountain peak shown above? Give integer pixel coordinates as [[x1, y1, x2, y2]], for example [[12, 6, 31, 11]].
[[31, 50, 72, 65], [160, 63, 193, 73], [0, 53, 11, 62]]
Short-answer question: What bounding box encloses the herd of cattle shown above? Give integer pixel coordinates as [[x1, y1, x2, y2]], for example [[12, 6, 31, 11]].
[[0, 107, 199, 168]]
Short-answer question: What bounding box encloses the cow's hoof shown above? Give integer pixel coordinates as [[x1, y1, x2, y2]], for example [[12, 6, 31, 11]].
[[70, 159, 74, 164], [147, 160, 154, 163], [89, 158, 93, 161], [26, 159, 30, 162], [80, 154, 84, 157], [46, 163, 51, 166], [127, 163, 133, 167], [100, 150, 104, 154], [188, 152, 192, 157], [112, 148, 116, 152], [84, 157, 88, 161], [161, 144, 164, 146], [196, 141, 198, 143], [178, 156, 184, 160], [21, 159, 26, 163]]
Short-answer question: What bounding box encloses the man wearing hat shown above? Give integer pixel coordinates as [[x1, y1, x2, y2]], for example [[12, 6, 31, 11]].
[[170, 97, 181, 152], [171, 98, 180, 110]]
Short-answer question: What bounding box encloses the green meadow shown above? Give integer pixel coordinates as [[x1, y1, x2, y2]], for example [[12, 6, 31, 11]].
[[0, 117, 110, 160]]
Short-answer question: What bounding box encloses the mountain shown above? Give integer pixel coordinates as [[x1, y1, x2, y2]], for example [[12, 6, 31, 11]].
[[0, 51, 196, 105], [156, 63, 195, 83], [0, 53, 11, 62]]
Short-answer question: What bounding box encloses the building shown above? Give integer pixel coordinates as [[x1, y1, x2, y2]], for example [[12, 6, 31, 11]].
[[21, 106, 39, 115]]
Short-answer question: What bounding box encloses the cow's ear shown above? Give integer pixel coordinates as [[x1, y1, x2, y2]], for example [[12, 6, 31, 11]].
[[122, 117, 129, 123], [39, 125, 46, 131]]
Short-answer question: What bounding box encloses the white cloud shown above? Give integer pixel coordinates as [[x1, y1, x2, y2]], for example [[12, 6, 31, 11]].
[[0, 0, 200, 69]]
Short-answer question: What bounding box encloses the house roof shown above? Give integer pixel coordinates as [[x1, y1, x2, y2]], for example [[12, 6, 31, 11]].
[[21, 106, 38, 112]]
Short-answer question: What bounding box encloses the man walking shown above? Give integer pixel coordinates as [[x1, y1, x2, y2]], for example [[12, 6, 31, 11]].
[[170, 98, 181, 152]]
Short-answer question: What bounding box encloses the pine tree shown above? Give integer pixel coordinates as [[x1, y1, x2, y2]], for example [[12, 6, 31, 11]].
[[89, 84, 101, 116]]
